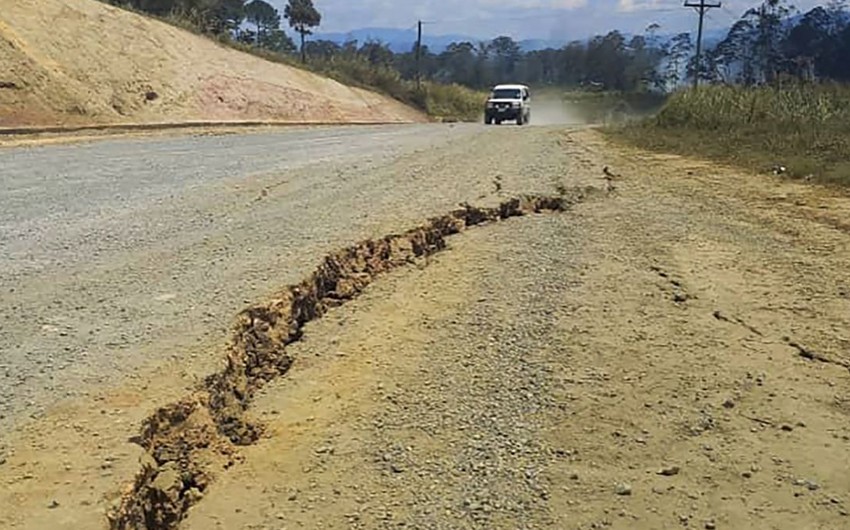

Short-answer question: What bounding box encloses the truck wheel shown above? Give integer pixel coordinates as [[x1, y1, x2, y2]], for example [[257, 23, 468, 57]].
[[485, 116, 492, 125], [516, 113, 524, 126]]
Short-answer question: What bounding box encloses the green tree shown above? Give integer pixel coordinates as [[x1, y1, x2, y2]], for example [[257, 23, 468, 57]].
[[436, 42, 477, 86], [261, 29, 297, 53], [665, 33, 693, 89], [488, 36, 521, 81], [284, 0, 322, 63], [245, 0, 281, 45]]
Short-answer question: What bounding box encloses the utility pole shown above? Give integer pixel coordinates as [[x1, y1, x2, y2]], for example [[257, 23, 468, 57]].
[[415, 20, 423, 91], [684, 0, 721, 88]]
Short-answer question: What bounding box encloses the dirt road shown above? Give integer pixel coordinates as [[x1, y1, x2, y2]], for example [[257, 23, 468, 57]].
[[1, 125, 849, 530]]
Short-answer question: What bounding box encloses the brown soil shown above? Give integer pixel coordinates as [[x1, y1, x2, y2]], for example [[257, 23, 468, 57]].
[[107, 195, 579, 530], [1, 127, 849, 530], [0, 0, 424, 128]]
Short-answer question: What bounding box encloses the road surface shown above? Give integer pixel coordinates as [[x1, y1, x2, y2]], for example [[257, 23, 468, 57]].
[[0, 123, 506, 432], [1, 124, 849, 530]]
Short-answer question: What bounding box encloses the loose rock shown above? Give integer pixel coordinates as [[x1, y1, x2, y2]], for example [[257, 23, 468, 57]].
[[615, 483, 632, 496], [658, 466, 680, 477]]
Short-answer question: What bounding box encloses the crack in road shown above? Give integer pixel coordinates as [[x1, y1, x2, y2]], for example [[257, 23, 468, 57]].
[[107, 192, 594, 530]]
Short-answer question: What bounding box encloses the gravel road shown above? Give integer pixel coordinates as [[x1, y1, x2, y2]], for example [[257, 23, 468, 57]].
[[2, 125, 849, 530], [0, 123, 582, 436]]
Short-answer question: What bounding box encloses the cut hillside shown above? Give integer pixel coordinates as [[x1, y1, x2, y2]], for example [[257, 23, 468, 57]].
[[0, 0, 425, 128]]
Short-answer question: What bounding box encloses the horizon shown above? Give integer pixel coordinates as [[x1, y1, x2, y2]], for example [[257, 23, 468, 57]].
[[270, 0, 828, 43]]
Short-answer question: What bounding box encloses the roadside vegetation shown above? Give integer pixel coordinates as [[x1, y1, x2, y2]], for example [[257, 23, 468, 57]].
[[609, 0, 850, 186], [611, 84, 850, 186], [99, 0, 849, 143]]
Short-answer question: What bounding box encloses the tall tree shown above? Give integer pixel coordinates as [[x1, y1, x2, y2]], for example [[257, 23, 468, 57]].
[[245, 0, 281, 45], [284, 0, 322, 63], [750, 0, 794, 82], [261, 29, 297, 53], [665, 33, 693, 89], [488, 36, 521, 81]]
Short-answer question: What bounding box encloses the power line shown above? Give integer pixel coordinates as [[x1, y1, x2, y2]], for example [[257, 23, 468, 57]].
[[684, 0, 721, 88]]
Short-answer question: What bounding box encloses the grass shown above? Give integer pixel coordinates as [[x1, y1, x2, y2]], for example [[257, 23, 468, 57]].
[[307, 56, 486, 122], [610, 83, 850, 186]]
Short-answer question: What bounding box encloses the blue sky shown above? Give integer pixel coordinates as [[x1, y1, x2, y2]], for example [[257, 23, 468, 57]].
[[270, 0, 827, 40]]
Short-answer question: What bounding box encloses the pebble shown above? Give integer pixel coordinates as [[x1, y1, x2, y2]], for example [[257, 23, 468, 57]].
[[705, 521, 717, 529], [48, 500, 59, 509], [658, 466, 680, 477], [615, 483, 632, 496]]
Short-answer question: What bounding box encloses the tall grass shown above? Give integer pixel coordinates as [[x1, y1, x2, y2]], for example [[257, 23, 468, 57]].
[[613, 84, 850, 185]]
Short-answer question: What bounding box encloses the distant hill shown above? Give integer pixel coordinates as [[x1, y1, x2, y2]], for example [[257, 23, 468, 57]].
[[314, 28, 566, 52], [314, 26, 732, 53]]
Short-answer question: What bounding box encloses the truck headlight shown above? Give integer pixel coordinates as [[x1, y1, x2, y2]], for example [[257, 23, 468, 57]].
[[512, 102, 520, 108]]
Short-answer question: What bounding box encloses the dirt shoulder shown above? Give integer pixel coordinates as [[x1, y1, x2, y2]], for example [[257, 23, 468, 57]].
[[177, 131, 850, 530], [2, 128, 849, 529]]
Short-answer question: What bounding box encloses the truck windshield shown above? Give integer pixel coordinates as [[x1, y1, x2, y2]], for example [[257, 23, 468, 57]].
[[491, 89, 522, 99]]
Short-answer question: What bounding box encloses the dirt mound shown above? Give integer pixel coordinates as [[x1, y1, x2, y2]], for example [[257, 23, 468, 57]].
[[0, 0, 424, 128]]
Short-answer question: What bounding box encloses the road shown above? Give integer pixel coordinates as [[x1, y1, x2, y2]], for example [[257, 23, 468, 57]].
[[0, 123, 491, 432], [1, 124, 849, 530]]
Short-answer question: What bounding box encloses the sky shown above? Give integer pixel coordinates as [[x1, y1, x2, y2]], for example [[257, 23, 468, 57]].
[[270, 0, 828, 41]]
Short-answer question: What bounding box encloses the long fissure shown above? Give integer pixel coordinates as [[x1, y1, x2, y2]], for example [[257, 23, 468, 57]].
[[107, 193, 587, 530]]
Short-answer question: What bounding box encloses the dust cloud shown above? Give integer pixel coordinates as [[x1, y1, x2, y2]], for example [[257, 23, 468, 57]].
[[529, 94, 590, 126]]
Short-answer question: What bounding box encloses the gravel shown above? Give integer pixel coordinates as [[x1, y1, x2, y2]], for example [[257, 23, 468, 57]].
[[0, 123, 585, 438], [352, 217, 579, 528]]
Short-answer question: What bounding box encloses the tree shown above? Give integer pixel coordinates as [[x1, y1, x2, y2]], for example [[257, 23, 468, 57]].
[[245, 0, 281, 45], [205, 0, 246, 34], [261, 29, 297, 53], [748, 0, 794, 83], [488, 36, 522, 81], [360, 40, 394, 67], [559, 41, 587, 86], [284, 0, 322, 63], [436, 42, 477, 86], [585, 31, 628, 90], [665, 33, 693, 89], [303, 39, 341, 60]]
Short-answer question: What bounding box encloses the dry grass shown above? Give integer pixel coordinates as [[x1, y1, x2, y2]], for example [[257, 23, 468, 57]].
[[610, 84, 850, 186]]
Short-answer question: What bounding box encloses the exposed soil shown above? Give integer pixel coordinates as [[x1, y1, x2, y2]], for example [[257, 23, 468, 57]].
[[1, 126, 849, 530], [0, 0, 423, 128], [107, 195, 582, 530]]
